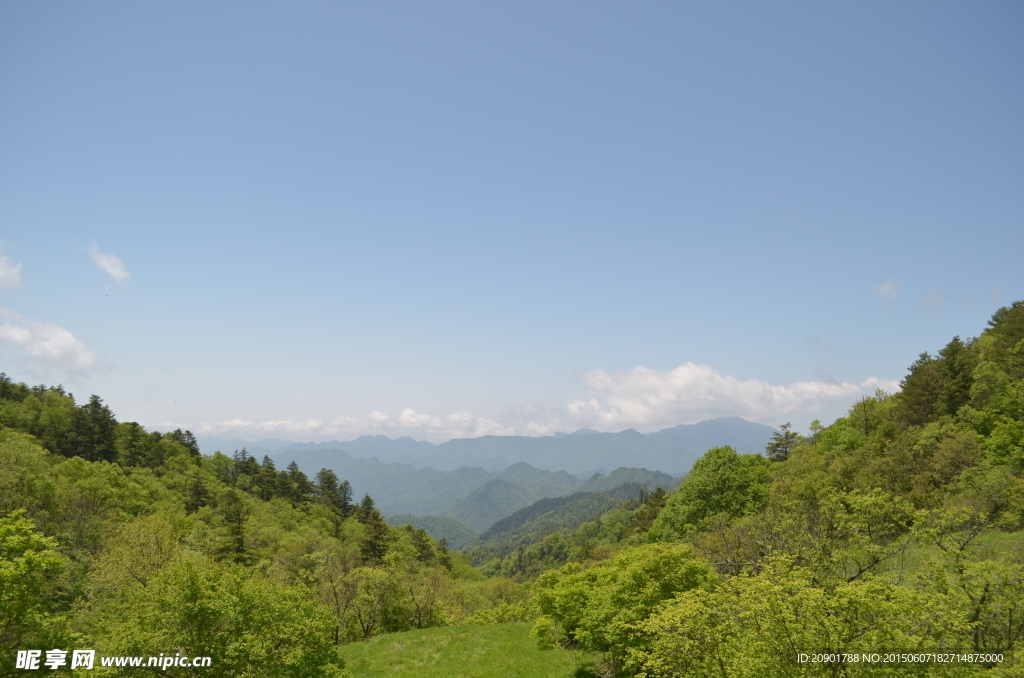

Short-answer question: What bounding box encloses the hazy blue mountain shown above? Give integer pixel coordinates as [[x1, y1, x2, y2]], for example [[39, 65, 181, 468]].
[[385, 514, 477, 550], [289, 435, 437, 463], [273, 448, 491, 516], [275, 442, 677, 533], [491, 462, 581, 499], [579, 467, 680, 493], [435, 479, 539, 532], [416, 417, 775, 474], [273, 449, 581, 522], [217, 416, 775, 476]]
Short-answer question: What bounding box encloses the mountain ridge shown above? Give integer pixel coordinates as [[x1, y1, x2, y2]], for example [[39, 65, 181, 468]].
[[214, 416, 776, 476]]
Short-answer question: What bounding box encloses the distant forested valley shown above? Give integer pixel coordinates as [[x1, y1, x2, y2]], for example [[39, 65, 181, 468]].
[[2, 301, 1024, 677]]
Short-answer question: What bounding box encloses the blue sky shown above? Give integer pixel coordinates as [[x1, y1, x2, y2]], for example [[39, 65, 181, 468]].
[[1, 2, 1021, 442]]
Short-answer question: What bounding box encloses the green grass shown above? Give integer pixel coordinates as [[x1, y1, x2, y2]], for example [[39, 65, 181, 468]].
[[338, 624, 595, 678]]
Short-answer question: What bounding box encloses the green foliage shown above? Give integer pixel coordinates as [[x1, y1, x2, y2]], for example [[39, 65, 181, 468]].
[[89, 552, 349, 677], [635, 559, 974, 678], [386, 514, 477, 550], [628, 487, 667, 537], [533, 544, 715, 670], [649, 446, 771, 541], [0, 511, 71, 674]]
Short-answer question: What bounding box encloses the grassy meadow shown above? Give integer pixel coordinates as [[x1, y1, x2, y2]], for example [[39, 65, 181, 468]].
[[339, 624, 595, 678]]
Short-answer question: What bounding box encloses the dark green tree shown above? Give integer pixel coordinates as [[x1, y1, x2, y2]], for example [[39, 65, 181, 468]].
[[359, 506, 390, 562], [114, 422, 157, 467], [357, 493, 376, 523], [337, 480, 353, 516], [286, 461, 313, 502], [897, 352, 943, 426], [936, 336, 975, 417], [765, 422, 802, 462], [255, 456, 278, 501], [314, 468, 342, 510], [218, 489, 250, 564], [229, 448, 260, 488], [630, 487, 667, 535], [66, 395, 117, 462], [436, 537, 453, 571], [409, 527, 435, 564], [185, 465, 209, 514], [0, 373, 30, 402], [169, 428, 200, 457]]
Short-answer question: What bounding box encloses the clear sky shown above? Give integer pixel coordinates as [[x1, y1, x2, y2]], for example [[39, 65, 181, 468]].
[[1, 2, 1021, 443]]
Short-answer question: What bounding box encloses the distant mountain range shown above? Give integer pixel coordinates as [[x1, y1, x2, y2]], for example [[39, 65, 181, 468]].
[[270, 442, 677, 532], [207, 416, 776, 476], [222, 417, 772, 534]]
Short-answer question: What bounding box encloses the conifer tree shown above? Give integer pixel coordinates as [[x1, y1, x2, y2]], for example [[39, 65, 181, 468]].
[[765, 422, 802, 462]]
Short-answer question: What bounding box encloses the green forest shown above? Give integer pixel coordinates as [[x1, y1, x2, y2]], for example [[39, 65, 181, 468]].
[[2, 301, 1024, 677]]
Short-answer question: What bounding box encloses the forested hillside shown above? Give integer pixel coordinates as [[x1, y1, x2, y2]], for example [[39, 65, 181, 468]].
[[0, 381, 528, 676], [531, 301, 1024, 676], [384, 514, 478, 550], [2, 301, 1023, 677]]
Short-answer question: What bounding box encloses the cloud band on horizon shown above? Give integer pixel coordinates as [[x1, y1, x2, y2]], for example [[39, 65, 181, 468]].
[[154, 362, 899, 442]]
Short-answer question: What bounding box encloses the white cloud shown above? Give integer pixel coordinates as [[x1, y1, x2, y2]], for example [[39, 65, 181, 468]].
[[177, 362, 899, 443], [0, 308, 99, 374], [871, 278, 901, 301], [562, 364, 898, 431], [188, 408, 514, 442], [88, 244, 131, 285], [0, 255, 22, 290]]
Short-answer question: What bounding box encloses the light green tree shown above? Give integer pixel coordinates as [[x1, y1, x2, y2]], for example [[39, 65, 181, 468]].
[[649, 446, 771, 541], [0, 511, 70, 674]]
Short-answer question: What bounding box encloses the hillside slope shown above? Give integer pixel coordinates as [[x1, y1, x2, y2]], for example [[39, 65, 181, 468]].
[[384, 514, 477, 550]]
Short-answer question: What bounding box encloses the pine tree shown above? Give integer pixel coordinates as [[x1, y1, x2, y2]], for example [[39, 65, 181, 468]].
[[936, 336, 975, 416], [286, 461, 314, 502], [357, 493, 376, 523], [67, 395, 117, 462], [765, 423, 802, 462], [436, 537, 452, 571], [170, 428, 201, 457], [410, 527, 435, 564], [338, 480, 353, 516], [359, 506, 390, 562], [314, 469, 341, 510]]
